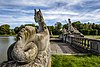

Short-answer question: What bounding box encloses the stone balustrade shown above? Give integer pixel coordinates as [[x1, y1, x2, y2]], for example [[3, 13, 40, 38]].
[[60, 34, 100, 55]]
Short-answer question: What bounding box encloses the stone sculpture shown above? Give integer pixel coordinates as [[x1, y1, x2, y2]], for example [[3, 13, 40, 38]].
[[0, 9, 51, 67], [68, 19, 84, 37]]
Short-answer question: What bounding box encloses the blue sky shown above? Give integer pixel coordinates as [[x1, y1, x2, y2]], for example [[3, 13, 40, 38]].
[[0, 0, 100, 28]]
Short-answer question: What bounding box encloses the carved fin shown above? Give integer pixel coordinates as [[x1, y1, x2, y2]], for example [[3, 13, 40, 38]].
[[39, 9, 41, 11], [39, 9, 41, 13], [34, 9, 36, 14]]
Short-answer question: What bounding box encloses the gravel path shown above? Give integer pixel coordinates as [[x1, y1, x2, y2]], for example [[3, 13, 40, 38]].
[[50, 38, 82, 55]]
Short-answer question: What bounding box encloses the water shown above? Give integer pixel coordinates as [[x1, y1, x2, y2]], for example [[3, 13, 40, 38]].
[[0, 36, 15, 63]]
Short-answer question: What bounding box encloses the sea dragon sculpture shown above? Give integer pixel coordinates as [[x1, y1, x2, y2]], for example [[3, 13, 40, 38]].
[[0, 9, 51, 67]]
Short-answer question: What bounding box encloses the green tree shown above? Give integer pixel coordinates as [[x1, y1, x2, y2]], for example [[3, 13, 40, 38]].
[[72, 21, 81, 30], [54, 22, 62, 35], [0, 24, 10, 35], [25, 24, 35, 27], [14, 24, 35, 34], [14, 27, 20, 34], [63, 24, 68, 29], [10, 29, 15, 35], [47, 26, 54, 31], [92, 23, 96, 29]]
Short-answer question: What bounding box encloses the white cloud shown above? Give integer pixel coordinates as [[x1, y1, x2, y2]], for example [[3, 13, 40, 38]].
[[0, 0, 84, 7], [67, 0, 82, 6], [0, 15, 13, 18], [43, 10, 79, 15], [0, 8, 34, 14], [0, 0, 100, 28], [44, 15, 58, 20], [16, 16, 34, 22]]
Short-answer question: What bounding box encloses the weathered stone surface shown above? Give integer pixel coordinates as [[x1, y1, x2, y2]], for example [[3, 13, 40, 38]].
[[0, 9, 51, 67], [68, 19, 84, 37]]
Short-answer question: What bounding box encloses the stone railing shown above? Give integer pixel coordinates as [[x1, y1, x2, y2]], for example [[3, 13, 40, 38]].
[[60, 34, 100, 55]]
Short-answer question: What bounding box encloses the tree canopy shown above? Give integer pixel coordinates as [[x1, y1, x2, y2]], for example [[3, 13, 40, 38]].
[[0, 24, 10, 35], [0, 21, 100, 36]]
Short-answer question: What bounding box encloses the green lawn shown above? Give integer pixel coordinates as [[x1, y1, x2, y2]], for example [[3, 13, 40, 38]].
[[51, 35, 59, 38], [84, 35, 100, 40], [52, 55, 100, 67]]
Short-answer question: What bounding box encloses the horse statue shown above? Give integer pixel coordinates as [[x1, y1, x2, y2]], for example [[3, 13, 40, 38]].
[[0, 9, 51, 67]]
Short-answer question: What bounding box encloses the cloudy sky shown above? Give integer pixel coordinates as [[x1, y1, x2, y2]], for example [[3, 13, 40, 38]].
[[0, 0, 100, 28]]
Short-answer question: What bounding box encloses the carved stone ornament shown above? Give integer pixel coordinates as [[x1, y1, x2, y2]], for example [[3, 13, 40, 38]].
[[0, 9, 51, 67]]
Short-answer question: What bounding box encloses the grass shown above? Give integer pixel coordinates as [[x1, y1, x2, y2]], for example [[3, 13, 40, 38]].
[[51, 35, 100, 40], [51, 35, 59, 38], [52, 55, 100, 67], [52, 35, 100, 40], [84, 35, 100, 40]]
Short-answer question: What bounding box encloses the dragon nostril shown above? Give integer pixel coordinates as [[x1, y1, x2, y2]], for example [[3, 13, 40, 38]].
[[24, 47, 31, 52]]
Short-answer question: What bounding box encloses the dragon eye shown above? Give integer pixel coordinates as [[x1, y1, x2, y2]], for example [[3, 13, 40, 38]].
[[18, 37, 21, 40]]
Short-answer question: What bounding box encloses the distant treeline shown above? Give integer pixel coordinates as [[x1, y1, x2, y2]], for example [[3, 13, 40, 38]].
[[72, 21, 100, 35], [0, 24, 15, 35], [0, 24, 35, 35], [0, 21, 100, 35], [48, 21, 100, 35]]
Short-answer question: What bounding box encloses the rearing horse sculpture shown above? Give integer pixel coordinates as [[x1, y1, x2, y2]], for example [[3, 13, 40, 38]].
[[0, 9, 51, 67]]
